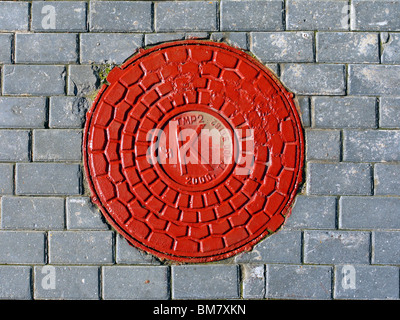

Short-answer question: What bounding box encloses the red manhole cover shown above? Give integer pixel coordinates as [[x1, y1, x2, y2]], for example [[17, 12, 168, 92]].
[[83, 40, 304, 262]]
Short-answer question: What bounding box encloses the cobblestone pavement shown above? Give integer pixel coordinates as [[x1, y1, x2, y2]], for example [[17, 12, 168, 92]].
[[0, 0, 399, 300]]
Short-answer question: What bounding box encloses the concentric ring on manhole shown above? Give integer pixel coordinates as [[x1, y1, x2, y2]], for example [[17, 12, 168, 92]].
[[83, 40, 305, 263]]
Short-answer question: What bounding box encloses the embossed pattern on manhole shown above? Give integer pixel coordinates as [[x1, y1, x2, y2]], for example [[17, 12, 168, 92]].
[[83, 40, 305, 262]]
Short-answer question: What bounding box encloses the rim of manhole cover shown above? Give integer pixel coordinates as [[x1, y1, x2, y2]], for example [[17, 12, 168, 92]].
[[83, 40, 305, 263]]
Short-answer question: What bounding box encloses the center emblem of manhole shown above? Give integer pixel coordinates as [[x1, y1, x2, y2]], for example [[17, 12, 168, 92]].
[[83, 40, 304, 262]]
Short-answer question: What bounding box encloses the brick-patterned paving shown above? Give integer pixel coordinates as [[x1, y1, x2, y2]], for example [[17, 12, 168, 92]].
[[0, 0, 399, 300]]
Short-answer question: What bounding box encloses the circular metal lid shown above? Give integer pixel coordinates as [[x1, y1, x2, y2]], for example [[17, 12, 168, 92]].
[[83, 40, 304, 262]]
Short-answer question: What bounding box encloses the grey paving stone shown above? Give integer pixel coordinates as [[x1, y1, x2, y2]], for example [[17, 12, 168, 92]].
[[0, 97, 47, 129], [281, 64, 345, 95], [343, 129, 400, 162], [2, 65, 66, 96], [348, 64, 400, 95], [16, 163, 81, 195], [34, 266, 99, 300], [381, 32, 390, 44], [0, 2, 29, 31], [0, 130, 30, 162], [306, 162, 372, 196], [267, 264, 332, 299], [235, 230, 302, 263], [304, 230, 370, 264], [251, 32, 314, 63], [68, 65, 100, 96], [0, 231, 46, 264], [145, 33, 185, 46], [116, 234, 161, 265], [210, 32, 248, 50], [1, 196, 65, 230], [0, 33, 12, 64], [242, 264, 265, 299], [313, 96, 377, 129], [373, 231, 400, 265], [66, 197, 109, 230], [31, 1, 87, 32], [317, 32, 379, 63], [185, 32, 209, 40], [90, 1, 152, 32], [221, 0, 283, 31], [340, 196, 400, 229], [49, 231, 113, 265], [287, 0, 348, 31], [0, 266, 31, 299], [16, 33, 78, 64], [264, 63, 279, 75], [285, 195, 337, 229], [155, 1, 218, 32], [80, 33, 143, 64], [334, 265, 399, 300], [172, 265, 239, 299], [306, 129, 341, 161], [296, 96, 311, 127], [382, 33, 400, 63], [49, 96, 89, 129], [375, 163, 400, 195], [102, 266, 169, 300], [380, 97, 400, 128], [0, 163, 13, 195], [33, 129, 82, 161], [352, 0, 400, 31]]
